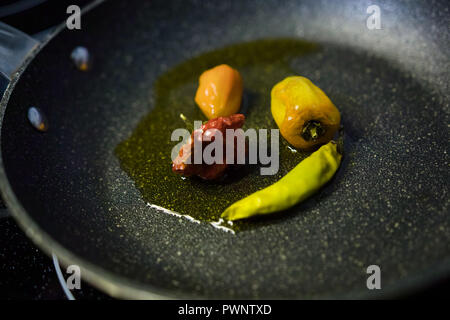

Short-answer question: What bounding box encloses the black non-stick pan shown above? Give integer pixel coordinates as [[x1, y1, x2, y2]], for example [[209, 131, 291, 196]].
[[0, 0, 448, 299]]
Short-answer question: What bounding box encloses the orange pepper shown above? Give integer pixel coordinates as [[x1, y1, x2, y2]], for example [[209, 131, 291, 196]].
[[195, 64, 243, 119]]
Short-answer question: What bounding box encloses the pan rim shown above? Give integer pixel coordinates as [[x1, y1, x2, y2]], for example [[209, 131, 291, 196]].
[[1, 0, 450, 300]]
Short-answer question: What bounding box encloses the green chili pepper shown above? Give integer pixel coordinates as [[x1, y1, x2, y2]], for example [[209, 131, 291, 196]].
[[221, 141, 342, 221]]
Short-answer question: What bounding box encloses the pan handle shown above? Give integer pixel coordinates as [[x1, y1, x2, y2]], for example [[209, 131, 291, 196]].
[[0, 22, 40, 217], [0, 21, 40, 97]]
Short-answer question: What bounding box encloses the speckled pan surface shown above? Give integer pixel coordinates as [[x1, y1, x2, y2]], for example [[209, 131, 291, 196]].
[[0, 0, 448, 299]]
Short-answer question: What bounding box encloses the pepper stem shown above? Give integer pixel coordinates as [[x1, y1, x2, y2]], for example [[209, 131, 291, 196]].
[[301, 121, 324, 141], [310, 126, 318, 140], [180, 113, 193, 132]]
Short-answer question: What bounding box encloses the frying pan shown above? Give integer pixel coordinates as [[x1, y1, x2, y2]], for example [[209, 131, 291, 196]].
[[0, 0, 449, 299]]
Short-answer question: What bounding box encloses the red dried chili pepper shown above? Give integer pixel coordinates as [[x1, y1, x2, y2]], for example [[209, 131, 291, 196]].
[[172, 114, 245, 180]]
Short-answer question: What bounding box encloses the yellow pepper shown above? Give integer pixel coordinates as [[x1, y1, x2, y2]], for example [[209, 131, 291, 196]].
[[221, 141, 342, 221], [195, 64, 243, 119], [271, 76, 341, 150]]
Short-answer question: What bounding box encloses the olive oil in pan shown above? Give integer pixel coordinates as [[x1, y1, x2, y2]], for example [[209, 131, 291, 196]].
[[115, 39, 318, 230]]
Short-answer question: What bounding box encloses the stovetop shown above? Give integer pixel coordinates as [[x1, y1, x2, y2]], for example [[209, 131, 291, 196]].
[[0, 216, 110, 300]]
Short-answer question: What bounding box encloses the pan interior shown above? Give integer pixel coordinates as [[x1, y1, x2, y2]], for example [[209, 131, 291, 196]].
[[115, 38, 317, 230], [1, 0, 448, 298]]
